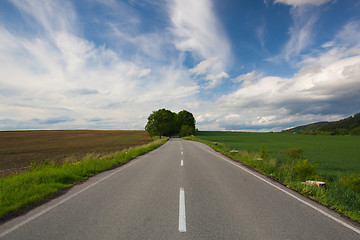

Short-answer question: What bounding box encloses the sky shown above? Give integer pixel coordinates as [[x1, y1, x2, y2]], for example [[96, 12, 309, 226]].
[[0, 0, 360, 131]]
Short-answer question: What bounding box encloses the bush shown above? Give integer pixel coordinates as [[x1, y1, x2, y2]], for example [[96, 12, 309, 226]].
[[285, 147, 303, 160], [339, 174, 360, 192], [293, 159, 316, 180], [260, 146, 269, 159], [350, 127, 360, 136]]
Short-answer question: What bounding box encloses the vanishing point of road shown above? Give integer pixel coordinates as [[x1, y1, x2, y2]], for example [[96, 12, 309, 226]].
[[1, 137, 360, 239]]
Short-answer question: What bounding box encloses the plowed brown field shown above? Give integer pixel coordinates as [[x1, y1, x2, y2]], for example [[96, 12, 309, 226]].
[[0, 130, 152, 177]]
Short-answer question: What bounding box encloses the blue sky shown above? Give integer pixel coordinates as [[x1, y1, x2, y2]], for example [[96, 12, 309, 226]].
[[1, 0, 360, 131]]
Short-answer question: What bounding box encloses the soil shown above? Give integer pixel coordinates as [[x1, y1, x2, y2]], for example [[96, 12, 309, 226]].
[[0, 130, 152, 177]]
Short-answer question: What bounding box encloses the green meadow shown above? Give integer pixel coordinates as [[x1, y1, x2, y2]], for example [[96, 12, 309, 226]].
[[196, 131, 360, 180]]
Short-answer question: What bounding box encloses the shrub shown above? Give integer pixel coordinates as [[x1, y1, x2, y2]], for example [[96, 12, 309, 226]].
[[339, 174, 360, 192], [285, 147, 303, 160], [350, 127, 360, 136], [293, 159, 316, 180], [260, 146, 269, 159]]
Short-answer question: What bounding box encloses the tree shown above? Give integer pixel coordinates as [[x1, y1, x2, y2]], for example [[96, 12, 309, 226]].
[[175, 110, 196, 133], [180, 125, 194, 137], [145, 109, 176, 137], [145, 109, 196, 137]]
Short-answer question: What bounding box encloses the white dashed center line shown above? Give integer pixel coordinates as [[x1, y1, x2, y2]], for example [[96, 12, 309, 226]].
[[178, 187, 187, 232]]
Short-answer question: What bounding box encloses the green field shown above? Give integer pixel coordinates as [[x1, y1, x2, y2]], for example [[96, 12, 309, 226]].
[[196, 131, 360, 180]]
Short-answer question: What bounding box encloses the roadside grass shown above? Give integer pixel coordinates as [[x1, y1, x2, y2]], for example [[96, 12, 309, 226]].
[[0, 137, 168, 218], [184, 135, 360, 223]]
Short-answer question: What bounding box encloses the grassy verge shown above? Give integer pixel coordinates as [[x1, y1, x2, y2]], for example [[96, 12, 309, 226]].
[[0, 137, 168, 218], [184, 135, 360, 223]]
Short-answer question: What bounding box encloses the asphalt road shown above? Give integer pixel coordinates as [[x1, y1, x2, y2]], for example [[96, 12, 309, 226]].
[[1, 137, 360, 239]]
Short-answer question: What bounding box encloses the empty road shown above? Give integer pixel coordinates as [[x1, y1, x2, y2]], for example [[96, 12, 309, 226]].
[[1, 137, 360, 239]]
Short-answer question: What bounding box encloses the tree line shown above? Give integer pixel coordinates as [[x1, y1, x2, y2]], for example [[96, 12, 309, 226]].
[[282, 112, 360, 135], [145, 109, 196, 137]]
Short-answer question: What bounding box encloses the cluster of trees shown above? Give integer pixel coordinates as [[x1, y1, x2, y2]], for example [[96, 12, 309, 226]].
[[317, 113, 360, 135], [282, 113, 360, 135], [145, 109, 196, 137]]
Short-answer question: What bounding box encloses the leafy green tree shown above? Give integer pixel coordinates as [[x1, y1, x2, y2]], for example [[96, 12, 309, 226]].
[[180, 125, 194, 137], [145, 109, 196, 137], [145, 109, 176, 137], [175, 110, 196, 133]]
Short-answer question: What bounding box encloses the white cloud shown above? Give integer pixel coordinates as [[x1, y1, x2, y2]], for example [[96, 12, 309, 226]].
[[189, 57, 219, 76], [281, 6, 320, 62], [336, 21, 360, 48], [321, 41, 336, 48], [214, 57, 360, 130], [204, 72, 229, 89], [271, 0, 335, 64], [233, 71, 263, 86], [274, 0, 331, 6], [9, 0, 77, 36], [169, 0, 231, 68]]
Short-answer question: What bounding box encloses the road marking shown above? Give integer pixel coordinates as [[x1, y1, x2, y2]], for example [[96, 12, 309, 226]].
[[181, 151, 183, 155], [0, 154, 149, 238], [181, 160, 184, 166], [178, 187, 187, 232], [197, 144, 360, 235]]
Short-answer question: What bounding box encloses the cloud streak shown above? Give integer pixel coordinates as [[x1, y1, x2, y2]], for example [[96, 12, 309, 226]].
[[169, 0, 231, 70], [274, 0, 331, 6]]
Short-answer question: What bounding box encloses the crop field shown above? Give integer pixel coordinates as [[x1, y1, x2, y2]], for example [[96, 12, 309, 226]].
[[196, 131, 360, 180], [0, 130, 152, 177]]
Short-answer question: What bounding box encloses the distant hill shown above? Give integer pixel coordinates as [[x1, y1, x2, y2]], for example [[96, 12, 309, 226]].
[[282, 113, 360, 135]]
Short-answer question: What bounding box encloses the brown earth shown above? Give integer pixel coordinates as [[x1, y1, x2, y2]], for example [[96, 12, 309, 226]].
[[0, 130, 152, 177]]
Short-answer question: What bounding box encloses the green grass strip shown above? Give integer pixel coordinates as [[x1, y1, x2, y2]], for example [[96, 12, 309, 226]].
[[0, 137, 168, 218], [184, 136, 360, 223]]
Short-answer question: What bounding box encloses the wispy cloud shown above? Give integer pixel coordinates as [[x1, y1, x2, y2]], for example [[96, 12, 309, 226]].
[[169, 0, 231, 69], [270, 0, 334, 64], [283, 6, 319, 61], [256, 22, 267, 51], [189, 57, 230, 89], [189, 57, 220, 76], [204, 72, 229, 89], [232, 71, 264, 86], [168, 0, 233, 91], [274, 0, 331, 6], [9, 0, 77, 36]]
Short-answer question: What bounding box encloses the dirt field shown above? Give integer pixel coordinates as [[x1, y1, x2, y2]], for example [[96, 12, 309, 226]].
[[0, 130, 152, 177]]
